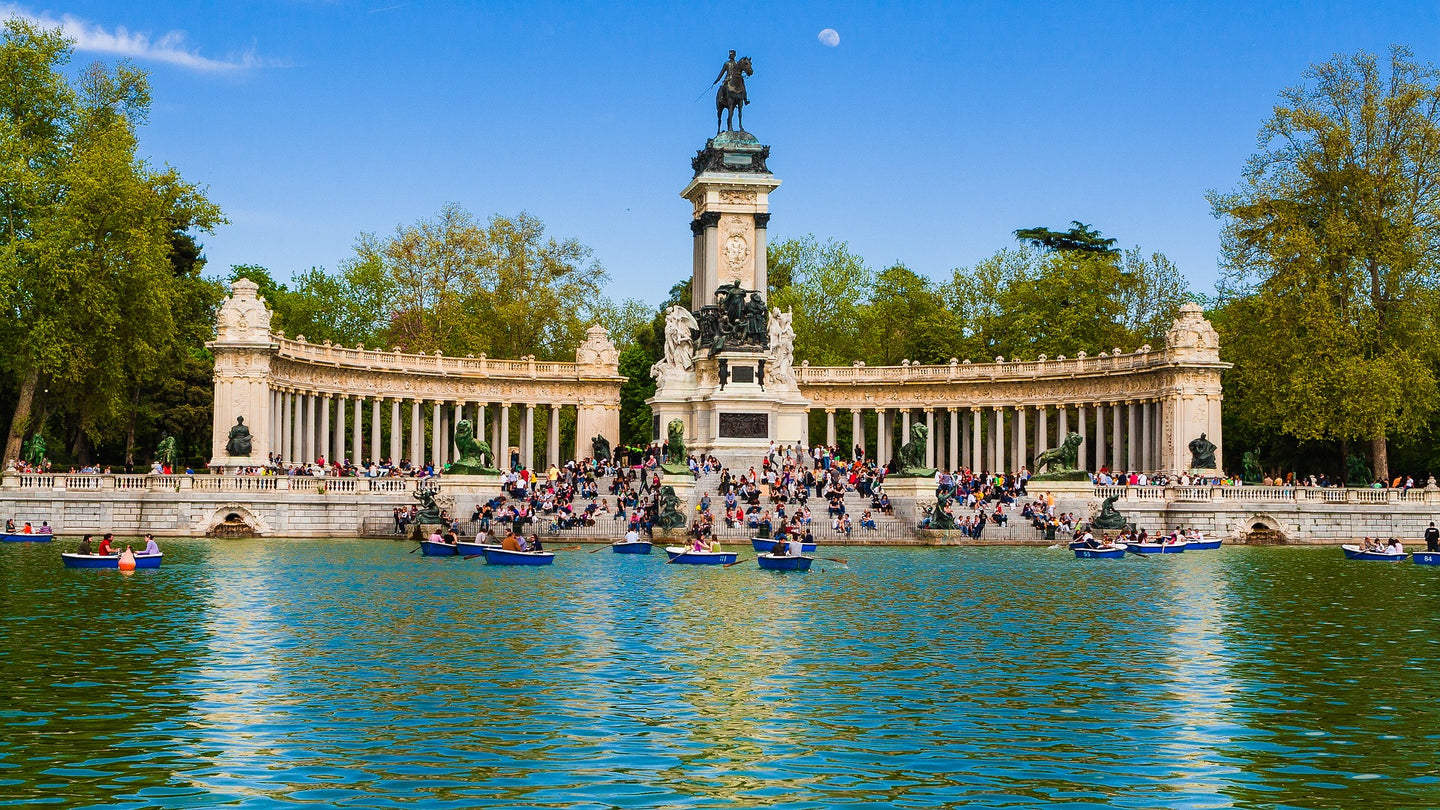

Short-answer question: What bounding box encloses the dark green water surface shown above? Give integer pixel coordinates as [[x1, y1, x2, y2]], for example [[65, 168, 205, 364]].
[[2, 540, 1439, 808]]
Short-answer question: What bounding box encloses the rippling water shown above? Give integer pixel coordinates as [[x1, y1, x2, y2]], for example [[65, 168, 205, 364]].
[[3, 539, 1440, 808]]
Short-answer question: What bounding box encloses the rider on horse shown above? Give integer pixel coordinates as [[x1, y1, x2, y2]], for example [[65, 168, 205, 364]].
[[713, 49, 752, 133]]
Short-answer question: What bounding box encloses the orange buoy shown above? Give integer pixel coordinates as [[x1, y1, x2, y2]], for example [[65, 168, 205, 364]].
[[118, 549, 136, 571]]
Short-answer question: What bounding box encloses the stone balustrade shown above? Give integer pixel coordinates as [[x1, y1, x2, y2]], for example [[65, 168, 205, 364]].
[[0, 472, 425, 494], [798, 347, 1181, 385], [1090, 484, 1440, 505], [275, 338, 601, 380]]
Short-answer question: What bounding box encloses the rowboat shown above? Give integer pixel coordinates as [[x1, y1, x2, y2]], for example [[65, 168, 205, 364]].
[[1074, 544, 1127, 559], [611, 540, 652, 554], [1341, 544, 1407, 561], [62, 552, 163, 569], [1413, 551, 1440, 565], [455, 540, 501, 556], [664, 546, 738, 565], [418, 540, 457, 556], [751, 538, 817, 553], [482, 547, 555, 566], [757, 553, 813, 571], [1, 532, 51, 542], [1185, 539, 1223, 550], [1127, 542, 1188, 554]]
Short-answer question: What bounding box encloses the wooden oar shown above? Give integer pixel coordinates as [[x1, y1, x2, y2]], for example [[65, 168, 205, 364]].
[[554, 545, 582, 552], [817, 556, 849, 565], [463, 554, 484, 560], [590, 544, 610, 553], [724, 556, 751, 568], [409, 545, 421, 554]]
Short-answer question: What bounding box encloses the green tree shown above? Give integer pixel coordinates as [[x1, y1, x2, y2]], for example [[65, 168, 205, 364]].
[[1014, 221, 1120, 256], [768, 236, 874, 364], [1209, 46, 1440, 480], [0, 19, 222, 462]]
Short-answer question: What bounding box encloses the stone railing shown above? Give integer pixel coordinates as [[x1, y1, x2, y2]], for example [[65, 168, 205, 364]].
[[0, 473, 432, 494], [1096, 485, 1440, 505], [274, 338, 617, 380], [798, 347, 1211, 385]]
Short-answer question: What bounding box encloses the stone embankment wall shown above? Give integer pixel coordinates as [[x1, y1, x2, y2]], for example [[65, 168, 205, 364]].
[[2, 473, 1436, 543]]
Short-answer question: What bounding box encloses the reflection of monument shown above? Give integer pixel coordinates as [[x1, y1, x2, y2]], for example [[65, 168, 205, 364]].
[[647, 77, 809, 462]]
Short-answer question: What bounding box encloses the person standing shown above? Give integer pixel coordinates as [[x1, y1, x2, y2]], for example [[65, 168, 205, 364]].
[[1426, 522, 1439, 552]]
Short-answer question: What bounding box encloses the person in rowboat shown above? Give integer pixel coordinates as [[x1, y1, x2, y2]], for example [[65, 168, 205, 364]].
[[501, 529, 523, 552], [623, 528, 641, 545], [77, 534, 93, 554], [3, 519, 12, 532], [97, 534, 115, 556], [1386, 537, 1404, 555]]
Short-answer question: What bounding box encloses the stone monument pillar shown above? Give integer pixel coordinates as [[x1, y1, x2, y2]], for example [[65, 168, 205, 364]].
[[648, 131, 810, 466], [1162, 303, 1227, 474], [208, 279, 277, 470]]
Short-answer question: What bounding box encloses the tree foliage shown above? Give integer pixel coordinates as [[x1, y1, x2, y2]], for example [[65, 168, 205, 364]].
[[1209, 46, 1440, 479], [0, 18, 222, 464]]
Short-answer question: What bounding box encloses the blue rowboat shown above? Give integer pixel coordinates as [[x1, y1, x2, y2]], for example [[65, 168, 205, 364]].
[[1185, 539, 1223, 550], [664, 546, 738, 565], [1413, 551, 1440, 565], [1, 532, 51, 542], [1074, 544, 1127, 560], [1128, 542, 1187, 554], [482, 547, 555, 566], [1341, 544, 1407, 561], [757, 553, 813, 571], [751, 538, 817, 553], [418, 540, 457, 556], [455, 540, 500, 556], [62, 552, 162, 569], [611, 541, 652, 554]]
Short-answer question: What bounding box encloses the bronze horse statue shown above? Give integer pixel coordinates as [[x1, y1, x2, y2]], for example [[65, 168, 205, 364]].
[[716, 56, 752, 134]]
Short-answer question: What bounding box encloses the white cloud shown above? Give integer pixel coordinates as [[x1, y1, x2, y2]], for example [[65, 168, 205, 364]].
[[817, 28, 840, 47], [1, 4, 273, 72]]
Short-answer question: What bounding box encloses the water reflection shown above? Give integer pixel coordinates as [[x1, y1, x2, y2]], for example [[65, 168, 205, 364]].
[[4, 540, 1440, 807]]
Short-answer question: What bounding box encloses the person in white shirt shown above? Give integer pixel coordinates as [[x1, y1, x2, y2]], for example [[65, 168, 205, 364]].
[[1386, 538, 1404, 555], [624, 528, 641, 545]]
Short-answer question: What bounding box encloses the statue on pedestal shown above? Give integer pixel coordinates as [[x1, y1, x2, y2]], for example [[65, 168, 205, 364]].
[[225, 417, 252, 457], [650, 305, 699, 381], [892, 423, 936, 478], [1031, 432, 1087, 481], [1188, 433, 1217, 470], [767, 307, 796, 386], [413, 483, 443, 525], [446, 419, 498, 475], [712, 49, 753, 134], [657, 485, 687, 530], [1090, 495, 1127, 531], [661, 419, 690, 474], [591, 435, 612, 462]]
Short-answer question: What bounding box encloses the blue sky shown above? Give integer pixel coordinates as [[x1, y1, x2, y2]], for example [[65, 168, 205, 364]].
[[9, 1, 1440, 303]]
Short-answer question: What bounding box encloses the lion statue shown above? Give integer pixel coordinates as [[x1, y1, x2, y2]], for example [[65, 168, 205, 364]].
[[591, 434, 612, 462], [446, 418, 498, 475], [1032, 432, 1084, 479], [892, 422, 934, 477], [659, 419, 689, 473]]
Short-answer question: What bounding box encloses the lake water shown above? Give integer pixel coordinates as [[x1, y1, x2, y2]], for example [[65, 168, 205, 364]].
[[2, 539, 1439, 808]]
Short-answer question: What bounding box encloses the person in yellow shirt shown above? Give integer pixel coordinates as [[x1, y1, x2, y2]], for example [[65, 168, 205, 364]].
[[548, 464, 560, 483]]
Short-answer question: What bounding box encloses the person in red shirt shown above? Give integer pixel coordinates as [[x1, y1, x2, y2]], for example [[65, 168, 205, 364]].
[[96, 533, 115, 555]]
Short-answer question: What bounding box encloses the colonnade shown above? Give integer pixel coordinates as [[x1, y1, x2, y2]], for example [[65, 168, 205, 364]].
[[815, 399, 1170, 475], [266, 389, 586, 471]]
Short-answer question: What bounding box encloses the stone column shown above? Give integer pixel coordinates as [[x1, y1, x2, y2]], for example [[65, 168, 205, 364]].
[[1127, 401, 1139, 472], [476, 403, 487, 449], [370, 399, 381, 466], [1111, 403, 1123, 473], [548, 404, 560, 467], [1017, 406, 1027, 470], [948, 409, 959, 471], [270, 389, 280, 462], [753, 212, 770, 293], [409, 400, 422, 466], [352, 398, 362, 466], [992, 407, 1004, 473], [431, 401, 442, 469], [1095, 403, 1106, 472], [923, 408, 935, 468], [299, 393, 312, 463], [1076, 406, 1087, 471], [825, 409, 837, 447], [499, 404, 510, 470], [875, 408, 887, 464], [388, 399, 400, 463], [280, 390, 292, 463], [334, 396, 346, 464], [969, 408, 981, 471], [1142, 400, 1153, 472], [851, 409, 863, 459], [1037, 406, 1049, 459], [523, 404, 536, 471], [1058, 405, 1068, 443]]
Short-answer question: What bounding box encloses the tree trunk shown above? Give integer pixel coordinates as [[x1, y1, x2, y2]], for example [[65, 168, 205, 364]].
[[72, 430, 90, 467], [123, 385, 141, 468], [1339, 437, 1348, 481], [1372, 434, 1389, 485], [2, 367, 41, 463]]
